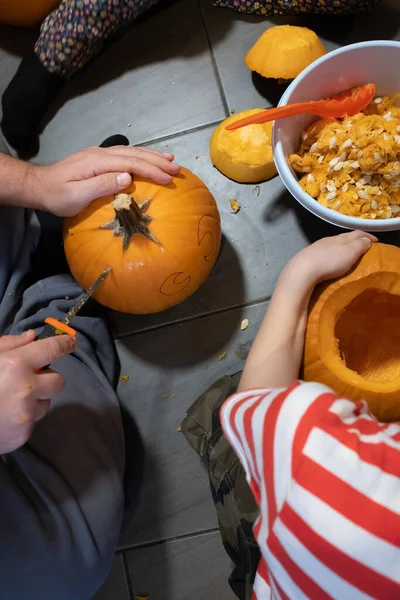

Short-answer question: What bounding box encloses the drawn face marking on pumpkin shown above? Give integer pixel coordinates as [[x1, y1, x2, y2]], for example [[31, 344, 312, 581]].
[[160, 272, 192, 296], [197, 215, 215, 262]]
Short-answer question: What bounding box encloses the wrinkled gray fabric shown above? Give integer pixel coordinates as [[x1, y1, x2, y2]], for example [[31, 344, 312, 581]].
[[0, 153, 125, 599]]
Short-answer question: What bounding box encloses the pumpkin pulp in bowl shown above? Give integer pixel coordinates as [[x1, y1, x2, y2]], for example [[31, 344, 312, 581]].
[[290, 93, 400, 220], [304, 243, 400, 422]]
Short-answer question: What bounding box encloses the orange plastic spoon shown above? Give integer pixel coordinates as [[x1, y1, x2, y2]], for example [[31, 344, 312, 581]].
[[226, 83, 376, 131]]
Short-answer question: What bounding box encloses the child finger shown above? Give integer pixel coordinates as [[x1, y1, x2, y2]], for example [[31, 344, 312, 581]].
[[342, 230, 378, 244], [348, 235, 374, 258]]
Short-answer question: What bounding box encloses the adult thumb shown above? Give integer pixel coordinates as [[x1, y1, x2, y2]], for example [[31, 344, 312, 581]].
[[78, 172, 133, 203], [0, 330, 36, 353]]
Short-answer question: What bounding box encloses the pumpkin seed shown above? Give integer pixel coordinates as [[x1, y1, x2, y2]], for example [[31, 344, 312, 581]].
[[333, 162, 344, 171], [240, 319, 249, 331], [310, 142, 318, 153], [230, 199, 241, 214], [374, 97, 383, 104], [329, 136, 337, 149], [341, 139, 352, 149]]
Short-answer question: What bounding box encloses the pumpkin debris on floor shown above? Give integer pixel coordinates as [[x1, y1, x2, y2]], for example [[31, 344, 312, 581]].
[[230, 199, 241, 214], [63, 167, 221, 314], [210, 110, 277, 183], [253, 185, 261, 196], [240, 318, 249, 331], [290, 92, 400, 219], [218, 351, 227, 361], [245, 25, 326, 80], [121, 375, 129, 383], [304, 242, 400, 422]]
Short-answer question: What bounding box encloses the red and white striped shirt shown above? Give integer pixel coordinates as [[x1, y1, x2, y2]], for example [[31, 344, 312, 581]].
[[220, 381, 400, 600]]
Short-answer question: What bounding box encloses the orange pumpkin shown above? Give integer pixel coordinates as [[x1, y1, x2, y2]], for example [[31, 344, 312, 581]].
[[63, 167, 221, 314], [304, 242, 400, 422], [245, 25, 327, 80], [0, 0, 59, 27]]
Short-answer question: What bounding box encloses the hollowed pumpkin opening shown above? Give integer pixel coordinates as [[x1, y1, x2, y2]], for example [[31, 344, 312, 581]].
[[335, 288, 400, 383]]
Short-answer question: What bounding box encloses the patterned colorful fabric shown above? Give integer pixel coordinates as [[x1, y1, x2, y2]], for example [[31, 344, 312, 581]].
[[221, 380, 400, 599], [35, 0, 160, 79], [213, 0, 379, 15]]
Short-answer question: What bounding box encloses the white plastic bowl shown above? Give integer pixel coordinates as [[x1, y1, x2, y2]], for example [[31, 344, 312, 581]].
[[273, 40, 400, 232]]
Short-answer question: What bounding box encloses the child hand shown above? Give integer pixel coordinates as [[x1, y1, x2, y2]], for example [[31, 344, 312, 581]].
[[287, 231, 378, 287]]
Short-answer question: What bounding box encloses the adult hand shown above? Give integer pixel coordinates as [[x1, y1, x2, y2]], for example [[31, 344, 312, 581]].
[[29, 146, 181, 217], [0, 330, 77, 454], [286, 231, 378, 288]]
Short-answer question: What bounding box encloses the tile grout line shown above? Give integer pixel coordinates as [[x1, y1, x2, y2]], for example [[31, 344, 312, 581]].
[[139, 118, 225, 148], [117, 526, 221, 553], [115, 295, 272, 340], [195, 0, 230, 118], [121, 552, 135, 600]]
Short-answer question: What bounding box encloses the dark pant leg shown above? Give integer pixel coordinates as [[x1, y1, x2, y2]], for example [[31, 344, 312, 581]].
[[181, 374, 260, 600], [0, 199, 125, 600]]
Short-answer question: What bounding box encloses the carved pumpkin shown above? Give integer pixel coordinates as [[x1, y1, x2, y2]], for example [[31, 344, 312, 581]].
[[0, 0, 59, 27], [63, 168, 221, 314], [245, 25, 327, 80], [304, 242, 400, 422], [210, 110, 277, 183]]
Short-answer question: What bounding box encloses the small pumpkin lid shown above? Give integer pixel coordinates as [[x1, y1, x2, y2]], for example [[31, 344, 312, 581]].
[[210, 109, 277, 183], [245, 25, 327, 80]]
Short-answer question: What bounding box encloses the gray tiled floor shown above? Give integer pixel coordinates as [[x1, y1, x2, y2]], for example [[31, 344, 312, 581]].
[[125, 531, 234, 599], [1, 1, 400, 599]]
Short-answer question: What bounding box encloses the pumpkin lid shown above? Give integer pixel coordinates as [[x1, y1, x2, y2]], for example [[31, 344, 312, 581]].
[[245, 25, 327, 80], [210, 110, 277, 183]]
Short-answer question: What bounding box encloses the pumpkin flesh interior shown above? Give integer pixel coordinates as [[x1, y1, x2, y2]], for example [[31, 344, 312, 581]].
[[335, 288, 400, 383], [317, 271, 400, 393]]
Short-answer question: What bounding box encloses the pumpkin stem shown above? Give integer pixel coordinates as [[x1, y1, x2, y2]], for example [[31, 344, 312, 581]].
[[101, 193, 160, 251]]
